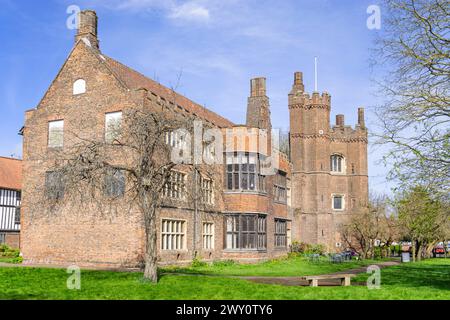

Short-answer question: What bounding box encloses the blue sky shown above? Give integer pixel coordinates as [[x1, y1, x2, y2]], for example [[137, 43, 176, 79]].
[[0, 0, 392, 193]]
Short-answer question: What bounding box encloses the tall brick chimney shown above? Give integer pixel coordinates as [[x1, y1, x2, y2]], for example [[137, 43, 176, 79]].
[[246, 77, 271, 130], [292, 71, 305, 93], [336, 114, 345, 126], [358, 107, 365, 128], [75, 10, 99, 50], [250, 77, 266, 97]]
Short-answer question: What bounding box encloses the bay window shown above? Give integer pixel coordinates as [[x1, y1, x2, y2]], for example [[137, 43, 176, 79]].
[[225, 152, 266, 192], [225, 214, 266, 250]]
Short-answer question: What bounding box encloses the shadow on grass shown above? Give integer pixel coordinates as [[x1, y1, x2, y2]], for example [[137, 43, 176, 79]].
[[381, 263, 450, 290]]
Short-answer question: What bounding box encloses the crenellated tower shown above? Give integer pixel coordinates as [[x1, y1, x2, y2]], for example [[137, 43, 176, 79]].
[[288, 71, 368, 251]]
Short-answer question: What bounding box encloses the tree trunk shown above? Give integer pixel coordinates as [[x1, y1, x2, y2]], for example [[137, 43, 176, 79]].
[[416, 241, 422, 262], [143, 205, 158, 283], [412, 240, 416, 262]]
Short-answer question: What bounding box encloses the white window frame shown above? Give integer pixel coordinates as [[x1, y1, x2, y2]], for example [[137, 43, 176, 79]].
[[73, 79, 86, 95], [330, 154, 346, 174], [161, 219, 187, 251], [48, 120, 64, 148], [332, 194, 345, 211], [162, 170, 186, 200], [105, 111, 122, 143], [200, 177, 214, 205], [202, 222, 214, 250]]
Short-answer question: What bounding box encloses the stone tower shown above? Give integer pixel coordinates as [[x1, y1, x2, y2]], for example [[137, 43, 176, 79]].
[[288, 72, 368, 251]]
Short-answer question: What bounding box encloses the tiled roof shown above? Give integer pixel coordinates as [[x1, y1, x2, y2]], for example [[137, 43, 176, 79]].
[[104, 56, 234, 128], [0, 157, 22, 190]]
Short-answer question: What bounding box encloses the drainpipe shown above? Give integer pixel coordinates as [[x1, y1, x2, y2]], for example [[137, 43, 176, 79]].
[[193, 167, 198, 258]]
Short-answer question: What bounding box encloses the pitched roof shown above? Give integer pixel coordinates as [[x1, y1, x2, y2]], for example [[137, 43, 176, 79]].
[[103, 55, 235, 128], [0, 157, 22, 190]]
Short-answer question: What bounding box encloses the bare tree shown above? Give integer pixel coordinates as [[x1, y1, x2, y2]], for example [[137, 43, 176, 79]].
[[372, 0, 449, 194], [39, 94, 221, 283], [340, 193, 399, 259]]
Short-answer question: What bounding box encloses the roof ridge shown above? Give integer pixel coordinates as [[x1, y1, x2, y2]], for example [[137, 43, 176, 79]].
[[0, 156, 22, 161], [102, 55, 234, 128]]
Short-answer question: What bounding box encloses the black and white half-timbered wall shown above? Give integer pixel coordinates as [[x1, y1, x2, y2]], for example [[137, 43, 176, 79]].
[[0, 157, 22, 248], [0, 188, 21, 244]]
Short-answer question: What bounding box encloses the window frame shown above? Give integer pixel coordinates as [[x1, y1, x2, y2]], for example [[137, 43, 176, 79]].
[[224, 214, 267, 251], [274, 219, 288, 248], [332, 194, 345, 211], [330, 154, 345, 174], [202, 222, 214, 250], [48, 120, 64, 149], [73, 79, 86, 95], [161, 219, 187, 251], [105, 111, 123, 143], [225, 152, 266, 193], [163, 170, 187, 200], [14, 207, 20, 225], [104, 169, 125, 198], [45, 171, 65, 200], [273, 170, 287, 204], [200, 177, 214, 205]]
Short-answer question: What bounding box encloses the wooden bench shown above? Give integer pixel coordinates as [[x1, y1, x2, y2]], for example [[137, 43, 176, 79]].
[[301, 274, 356, 287]]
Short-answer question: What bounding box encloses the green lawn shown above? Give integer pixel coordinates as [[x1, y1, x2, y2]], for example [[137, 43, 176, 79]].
[[0, 258, 448, 300], [162, 255, 387, 276], [0, 257, 18, 263]]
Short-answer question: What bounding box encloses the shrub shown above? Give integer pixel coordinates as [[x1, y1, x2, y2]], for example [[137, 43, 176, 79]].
[[290, 241, 308, 254], [212, 259, 235, 267], [291, 241, 327, 255], [11, 256, 23, 264], [305, 244, 326, 255], [191, 256, 207, 268], [0, 244, 20, 258], [0, 244, 9, 253]]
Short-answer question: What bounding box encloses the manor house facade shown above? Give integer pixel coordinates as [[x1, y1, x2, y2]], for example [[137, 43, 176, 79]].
[[20, 11, 368, 267]]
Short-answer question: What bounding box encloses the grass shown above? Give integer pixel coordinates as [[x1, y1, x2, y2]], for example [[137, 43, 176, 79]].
[[0, 258, 449, 300], [0, 257, 20, 264], [162, 255, 388, 277]]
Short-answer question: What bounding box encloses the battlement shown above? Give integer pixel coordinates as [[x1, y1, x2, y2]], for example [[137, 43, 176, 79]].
[[330, 125, 367, 141], [289, 91, 331, 109], [331, 108, 367, 132], [288, 71, 331, 108]]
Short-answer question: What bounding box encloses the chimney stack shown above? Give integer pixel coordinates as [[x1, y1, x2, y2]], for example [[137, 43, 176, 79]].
[[291, 71, 305, 93], [247, 77, 270, 129], [75, 10, 99, 50], [358, 107, 365, 128], [336, 114, 345, 126], [250, 77, 266, 97]]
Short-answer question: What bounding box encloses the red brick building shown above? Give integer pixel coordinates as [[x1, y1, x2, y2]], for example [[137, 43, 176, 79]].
[[20, 11, 367, 268]]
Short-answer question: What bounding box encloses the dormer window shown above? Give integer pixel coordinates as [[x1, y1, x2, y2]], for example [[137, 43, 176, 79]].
[[330, 154, 345, 173], [73, 79, 86, 95]]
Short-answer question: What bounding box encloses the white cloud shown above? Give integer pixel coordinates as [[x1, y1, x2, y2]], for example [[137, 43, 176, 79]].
[[104, 0, 210, 22], [115, 0, 173, 11], [168, 2, 210, 22]]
